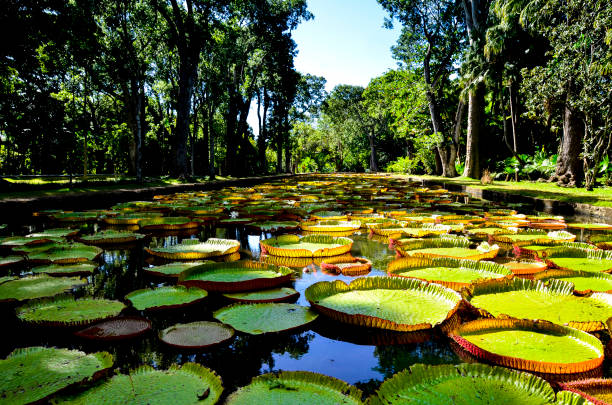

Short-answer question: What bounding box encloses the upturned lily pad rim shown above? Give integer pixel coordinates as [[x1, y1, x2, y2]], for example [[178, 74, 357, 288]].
[[450, 318, 604, 374], [559, 379, 612, 405], [125, 285, 208, 311], [74, 316, 152, 341], [368, 363, 556, 405], [320, 256, 372, 276], [159, 321, 235, 349], [259, 234, 353, 258], [225, 371, 364, 405], [533, 269, 612, 294], [178, 260, 293, 292], [305, 276, 462, 332], [395, 237, 499, 261], [145, 237, 241, 260], [387, 256, 512, 290], [463, 277, 612, 332]]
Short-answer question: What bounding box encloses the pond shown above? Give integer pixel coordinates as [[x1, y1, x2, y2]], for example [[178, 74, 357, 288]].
[[1, 174, 611, 403]]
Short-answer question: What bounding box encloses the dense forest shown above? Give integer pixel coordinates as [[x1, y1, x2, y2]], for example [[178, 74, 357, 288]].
[[1, 0, 611, 190]]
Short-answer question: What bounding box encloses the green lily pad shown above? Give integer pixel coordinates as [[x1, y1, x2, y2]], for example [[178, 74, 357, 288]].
[[305, 276, 461, 332], [213, 303, 318, 335], [387, 257, 511, 290], [52, 363, 223, 405], [51, 211, 100, 222], [260, 234, 353, 258], [226, 371, 363, 405], [143, 261, 208, 278], [0, 346, 113, 405], [247, 221, 300, 232], [16, 296, 126, 327], [558, 380, 612, 405], [75, 317, 152, 341], [27, 228, 80, 238], [138, 216, 201, 230], [368, 363, 556, 405], [145, 238, 241, 260], [179, 261, 293, 292], [534, 270, 612, 293], [102, 212, 164, 225], [0, 275, 87, 302], [567, 223, 612, 230], [125, 285, 208, 311], [451, 319, 603, 374], [546, 248, 612, 272], [28, 243, 103, 264], [223, 287, 299, 303], [466, 278, 612, 331], [31, 263, 97, 276], [77, 230, 146, 245], [159, 321, 234, 349], [0, 255, 24, 269]]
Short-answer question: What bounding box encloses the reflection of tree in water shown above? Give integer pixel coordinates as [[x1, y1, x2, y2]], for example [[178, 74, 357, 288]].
[[373, 339, 461, 378], [350, 235, 395, 270]]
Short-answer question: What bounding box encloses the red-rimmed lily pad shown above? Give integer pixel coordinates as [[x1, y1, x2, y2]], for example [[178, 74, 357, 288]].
[[260, 234, 353, 258], [74, 316, 152, 341], [145, 238, 241, 260], [159, 321, 235, 349], [0, 255, 24, 269], [178, 261, 293, 292], [450, 318, 604, 374], [213, 303, 318, 335], [559, 379, 612, 405], [320, 256, 372, 276]]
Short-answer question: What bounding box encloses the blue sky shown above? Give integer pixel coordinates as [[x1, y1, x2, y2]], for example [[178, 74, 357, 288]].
[[249, 0, 402, 134]]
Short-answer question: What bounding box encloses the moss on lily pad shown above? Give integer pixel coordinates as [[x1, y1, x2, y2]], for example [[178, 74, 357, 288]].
[[52, 363, 222, 405], [0, 346, 113, 405]]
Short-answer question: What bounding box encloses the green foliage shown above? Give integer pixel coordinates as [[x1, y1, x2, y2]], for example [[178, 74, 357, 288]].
[[386, 156, 419, 174]]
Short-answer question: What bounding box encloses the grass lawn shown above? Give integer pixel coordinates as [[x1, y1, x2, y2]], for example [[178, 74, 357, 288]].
[[0, 176, 232, 200], [403, 175, 612, 208]]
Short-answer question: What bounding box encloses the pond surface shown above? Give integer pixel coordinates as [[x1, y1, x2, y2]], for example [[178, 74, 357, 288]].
[[1, 176, 611, 401]]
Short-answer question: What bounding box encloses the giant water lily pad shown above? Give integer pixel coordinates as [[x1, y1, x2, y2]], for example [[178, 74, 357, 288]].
[[223, 287, 299, 303], [159, 321, 234, 349], [27, 228, 79, 238], [494, 230, 575, 246], [370, 223, 450, 238], [465, 278, 612, 332], [559, 379, 612, 405], [395, 238, 499, 260], [77, 230, 146, 246], [143, 261, 208, 278], [0, 255, 24, 269], [300, 220, 361, 233], [125, 285, 208, 311], [451, 319, 604, 374], [145, 238, 241, 259], [226, 371, 363, 405], [28, 243, 103, 264], [305, 276, 461, 332], [16, 296, 126, 326], [260, 234, 353, 257], [179, 261, 293, 292], [368, 363, 557, 405], [320, 256, 372, 276], [534, 270, 612, 294], [31, 263, 97, 276], [0, 346, 113, 405], [0, 275, 87, 302], [213, 303, 318, 335], [75, 317, 151, 341], [138, 216, 201, 230], [53, 363, 223, 405], [546, 248, 612, 273], [102, 212, 164, 225], [503, 260, 548, 276], [387, 257, 511, 290], [247, 221, 299, 232]]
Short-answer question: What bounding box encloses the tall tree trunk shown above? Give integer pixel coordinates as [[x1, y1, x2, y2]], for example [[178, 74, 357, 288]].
[[463, 84, 483, 178], [208, 106, 215, 179], [224, 91, 239, 176], [175, 57, 197, 178], [284, 116, 291, 173], [369, 131, 378, 172], [552, 101, 584, 186], [191, 103, 197, 176], [257, 90, 269, 173], [276, 130, 283, 174]]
